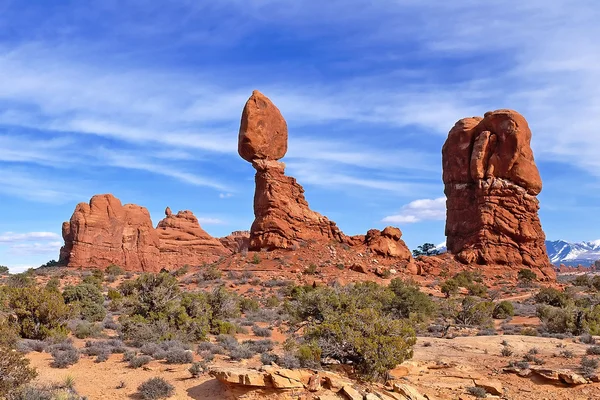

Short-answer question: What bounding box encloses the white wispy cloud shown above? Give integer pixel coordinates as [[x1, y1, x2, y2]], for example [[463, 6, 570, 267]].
[[0, 232, 61, 243], [382, 197, 446, 224], [8, 241, 63, 255]]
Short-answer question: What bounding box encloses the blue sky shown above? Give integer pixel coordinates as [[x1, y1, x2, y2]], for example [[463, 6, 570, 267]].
[[1, 1, 600, 272]]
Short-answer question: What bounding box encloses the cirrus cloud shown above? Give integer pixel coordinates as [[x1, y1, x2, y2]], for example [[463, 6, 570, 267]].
[[382, 197, 446, 224]]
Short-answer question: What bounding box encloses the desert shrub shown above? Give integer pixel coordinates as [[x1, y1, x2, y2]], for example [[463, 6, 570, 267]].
[[123, 350, 137, 362], [130, 273, 180, 318], [197, 342, 225, 355], [537, 305, 581, 334], [45, 277, 60, 293], [265, 296, 280, 308], [591, 276, 600, 291], [164, 349, 193, 364], [454, 297, 494, 327], [8, 288, 71, 340], [573, 275, 591, 287], [581, 356, 599, 378], [62, 283, 106, 322], [240, 297, 260, 313], [49, 342, 80, 368], [493, 301, 515, 319], [106, 264, 125, 276], [250, 254, 261, 264], [296, 343, 322, 368], [453, 271, 483, 286], [63, 283, 103, 305], [387, 279, 436, 321], [216, 334, 239, 350], [581, 333, 596, 344], [138, 377, 174, 400], [229, 343, 257, 360], [467, 283, 488, 297], [518, 268, 537, 284], [500, 347, 513, 357], [260, 352, 278, 365], [440, 279, 459, 297], [17, 340, 46, 353], [0, 265, 8, 274], [244, 339, 274, 353], [0, 347, 38, 397], [107, 289, 122, 301], [211, 320, 237, 335], [7, 272, 34, 288], [73, 321, 104, 339], [252, 325, 272, 337], [171, 265, 189, 277], [535, 287, 570, 308], [587, 346, 600, 355], [129, 355, 153, 368], [189, 361, 206, 378], [560, 349, 574, 358], [466, 386, 487, 398], [209, 286, 241, 321], [305, 264, 318, 275], [201, 266, 222, 281], [0, 318, 19, 349], [306, 307, 415, 380], [277, 353, 301, 369]]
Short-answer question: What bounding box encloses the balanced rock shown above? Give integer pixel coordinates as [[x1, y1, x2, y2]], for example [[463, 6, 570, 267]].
[[238, 90, 288, 162], [59, 194, 161, 272], [156, 209, 230, 268], [239, 91, 348, 250], [442, 109, 553, 277]]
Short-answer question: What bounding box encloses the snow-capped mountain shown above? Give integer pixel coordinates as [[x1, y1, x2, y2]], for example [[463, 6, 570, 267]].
[[433, 240, 600, 266], [545, 239, 600, 266]]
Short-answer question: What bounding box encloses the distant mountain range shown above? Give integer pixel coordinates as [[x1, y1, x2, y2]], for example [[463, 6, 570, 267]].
[[545, 239, 600, 267], [434, 240, 600, 267]]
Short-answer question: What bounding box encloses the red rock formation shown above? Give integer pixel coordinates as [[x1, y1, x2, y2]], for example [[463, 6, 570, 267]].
[[59, 194, 161, 272], [156, 208, 230, 267], [60, 196, 231, 271], [250, 159, 347, 250], [442, 109, 554, 278], [365, 227, 412, 261], [239, 91, 349, 250], [239, 90, 413, 262], [219, 231, 250, 253], [238, 90, 288, 163]]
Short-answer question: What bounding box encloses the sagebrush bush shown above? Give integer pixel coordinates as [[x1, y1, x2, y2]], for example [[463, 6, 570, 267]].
[[50, 342, 80, 368], [129, 355, 153, 369], [164, 349, 194, 364], [251, 325, 272, 337], [581, 356, 599, 378], [466, 386, 487, 398], [188, 361, 207, 378], [138, 377, 174, 399]]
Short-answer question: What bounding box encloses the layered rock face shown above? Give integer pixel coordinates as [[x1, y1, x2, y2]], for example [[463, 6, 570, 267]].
[[219, 231, 250, 253], [59, 194, 161, 272], [60, 195, 230, 271], [442, 110, 552, 275], [156, 208, 230, 266], [239, 90, 349, 251]]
